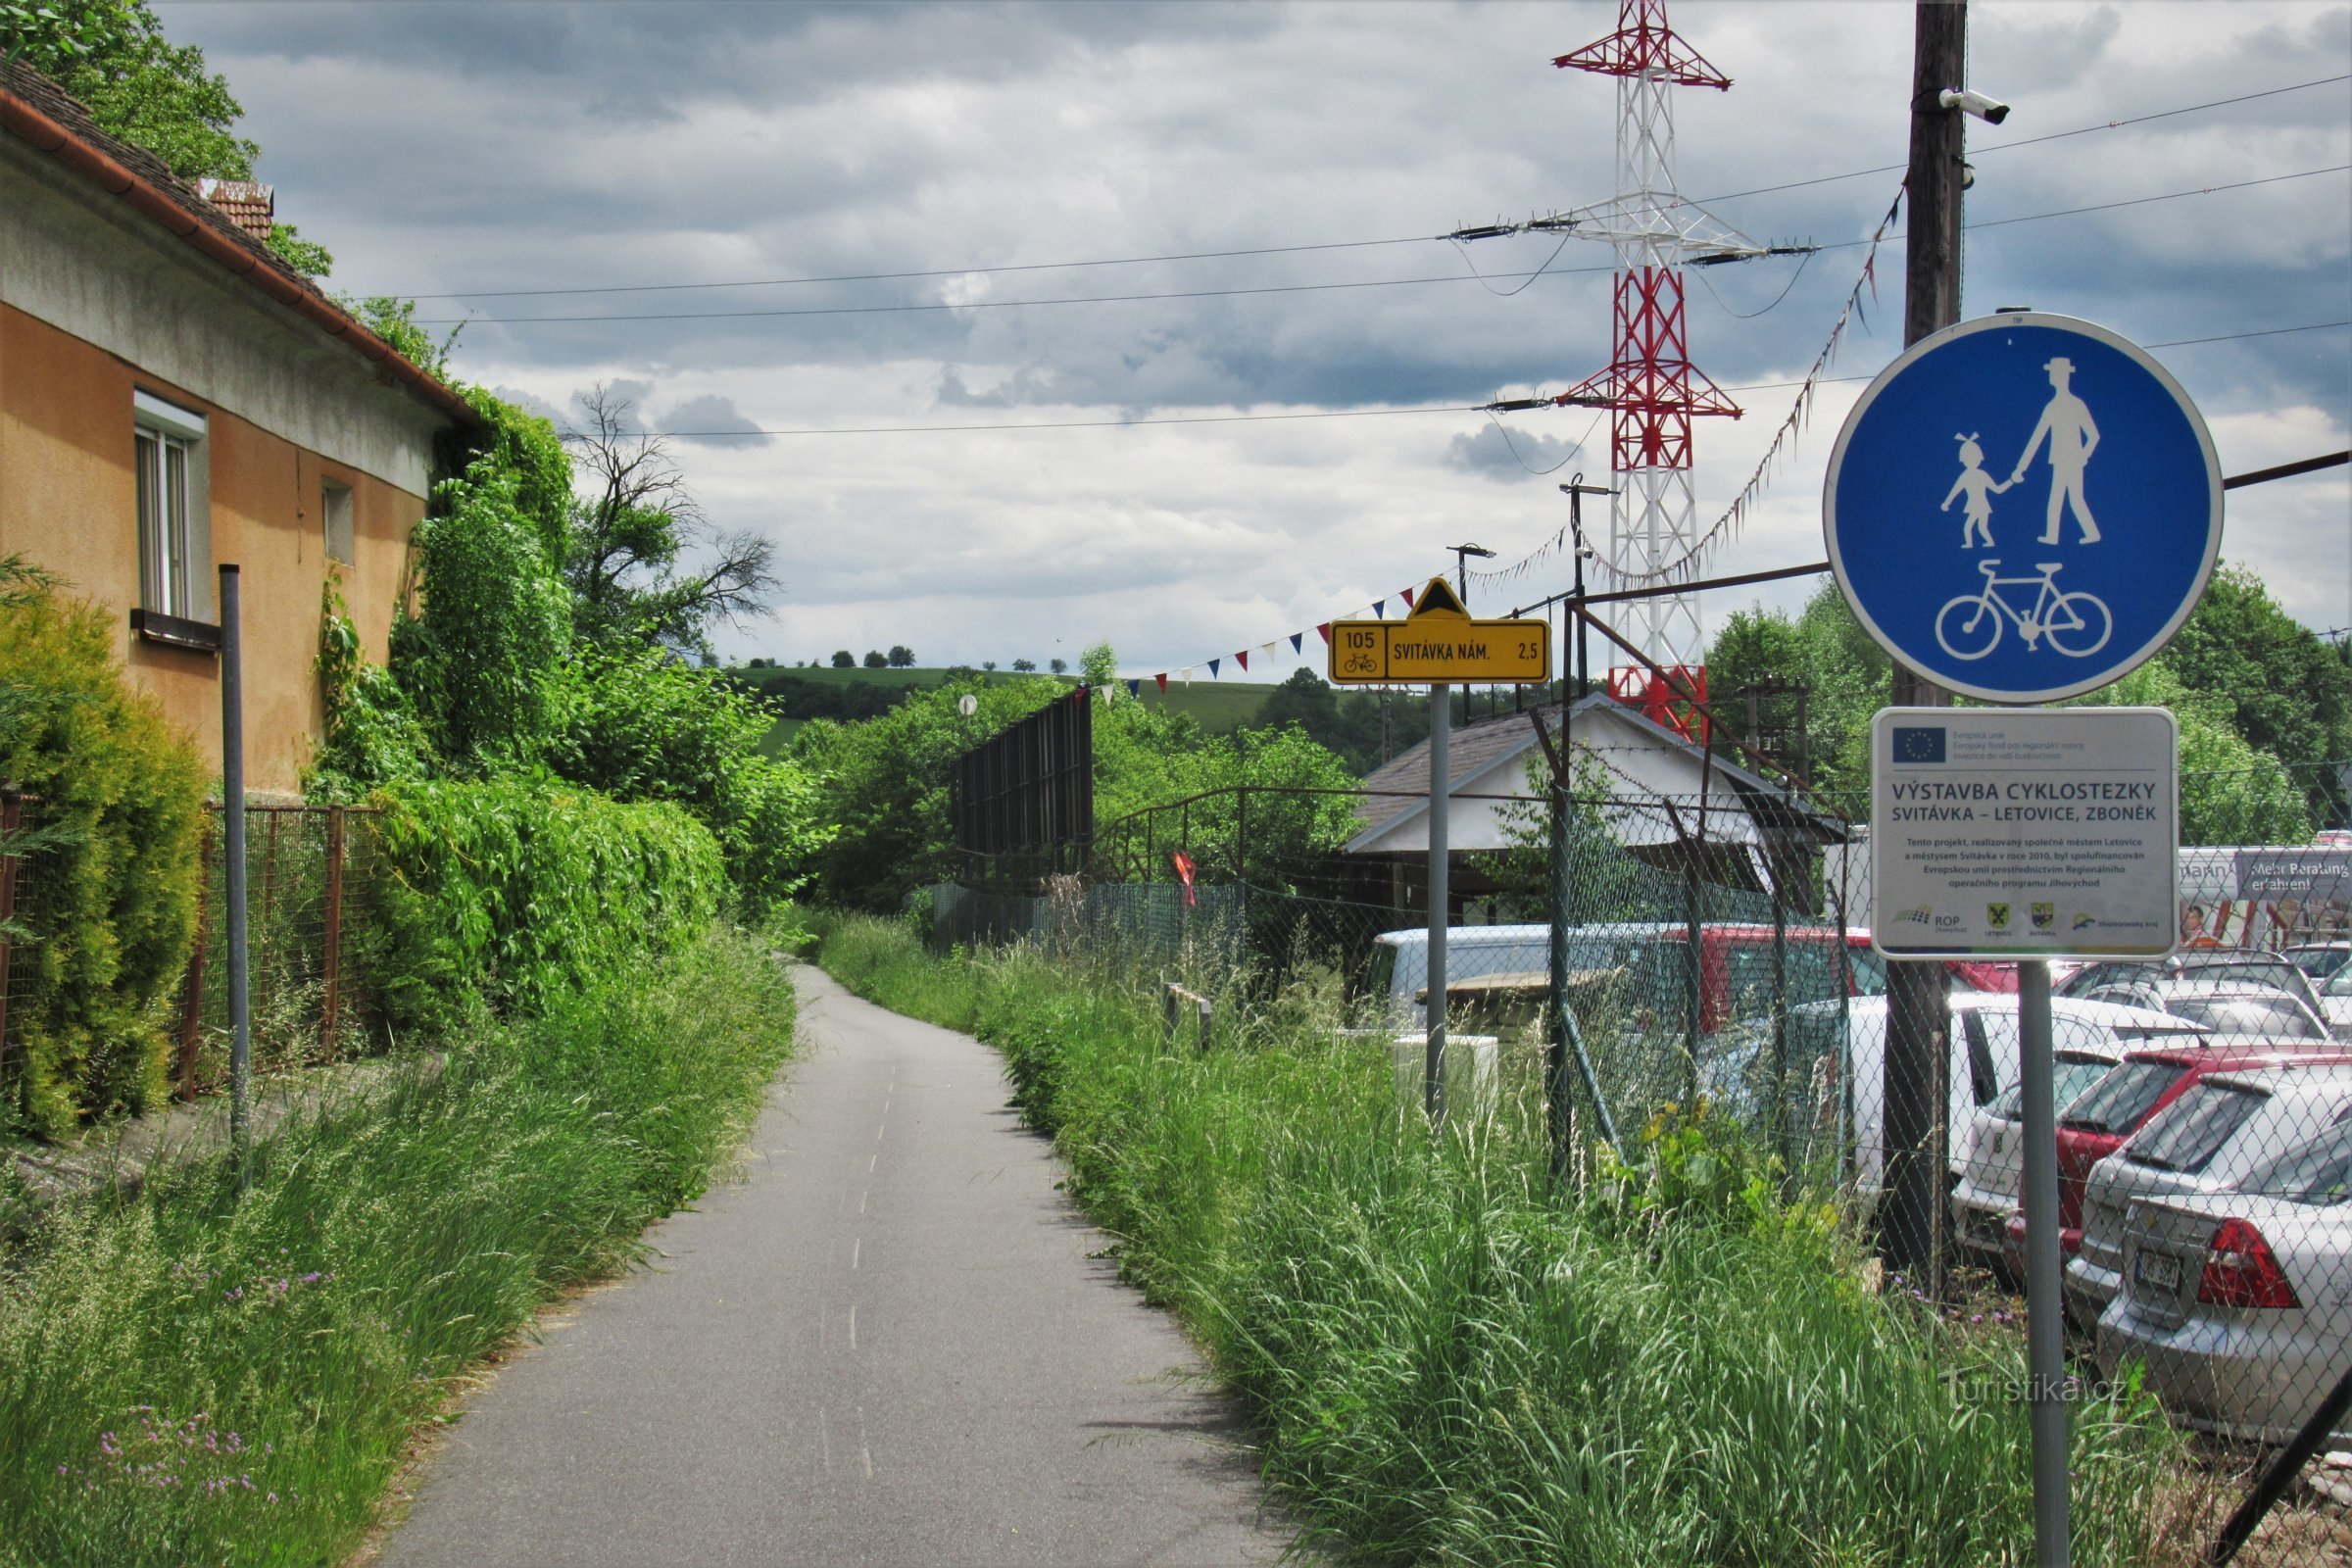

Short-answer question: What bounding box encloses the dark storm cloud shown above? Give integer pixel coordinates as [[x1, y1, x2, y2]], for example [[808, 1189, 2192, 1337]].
[[1445, 422, 1589, 483], [661, 394, 775, 447], [151, 0, 2346, 665]]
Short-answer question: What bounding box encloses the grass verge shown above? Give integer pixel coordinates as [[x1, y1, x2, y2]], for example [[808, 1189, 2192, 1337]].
[[815, 912, 2199, 1568], [0, 924, 795, 1568]]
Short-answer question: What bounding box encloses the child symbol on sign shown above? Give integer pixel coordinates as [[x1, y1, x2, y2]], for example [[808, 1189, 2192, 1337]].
[[1940, 432, 2010, 549]]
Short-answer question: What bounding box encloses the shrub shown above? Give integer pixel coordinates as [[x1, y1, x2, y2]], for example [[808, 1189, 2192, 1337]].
[[388, 455, 572, 775], [358, 775, 724, 1028], [309, 572, 435, 798], [0, 575, 206, 1135], [551, 643, 829, 918]]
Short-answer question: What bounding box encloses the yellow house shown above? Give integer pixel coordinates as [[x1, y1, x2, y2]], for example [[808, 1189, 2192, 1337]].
[[0, 60, 474, 794]]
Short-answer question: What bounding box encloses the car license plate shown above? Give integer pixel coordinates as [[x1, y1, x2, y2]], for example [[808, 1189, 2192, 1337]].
[[2132, 1250, 2182, 1294]]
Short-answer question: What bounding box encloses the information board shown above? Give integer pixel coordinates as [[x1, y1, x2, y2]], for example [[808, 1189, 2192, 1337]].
[[1870, 707, 2179, 959], [1326, 576, 1549, 686]]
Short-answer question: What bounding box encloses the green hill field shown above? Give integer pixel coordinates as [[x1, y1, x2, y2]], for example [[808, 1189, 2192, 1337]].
[[734, 664, 1287, 757]]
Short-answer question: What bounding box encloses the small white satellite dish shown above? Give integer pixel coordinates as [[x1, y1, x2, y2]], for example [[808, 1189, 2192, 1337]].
[[957, 694, 978, 716]]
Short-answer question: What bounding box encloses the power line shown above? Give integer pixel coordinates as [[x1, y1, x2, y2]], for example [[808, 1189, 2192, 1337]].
[[380, 74, 2349, 304], [417, 166, 2350, 326], [393, 235, 1439, 302], [649, 320, 2347, 439], [1680, 73, 2350, 207]]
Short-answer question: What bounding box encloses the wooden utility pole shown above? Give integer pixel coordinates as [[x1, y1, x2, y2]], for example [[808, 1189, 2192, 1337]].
[[1881, 0, 1966, 1283]]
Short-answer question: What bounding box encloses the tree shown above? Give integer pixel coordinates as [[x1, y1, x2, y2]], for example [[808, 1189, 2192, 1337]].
[[264, 223, 332, 279], [2161, 564, 2352, 821], [1253, 666, 1395, 776], [2066, 663, 2310, 845], [794, 677, 1067, 911], [552, 642, 829, 916], [861, 650, 887, 669], [887, 645, 915, 668], [356, 298, 465, 384], [1049, 657, 1067, 676], [1011, 658, 1037, 673], [389, 454, 572, 774], [3, 1, 256, 180], [563, 384, 779, 654], [831, 650, 856, 668], [982, 661, 997, 673]]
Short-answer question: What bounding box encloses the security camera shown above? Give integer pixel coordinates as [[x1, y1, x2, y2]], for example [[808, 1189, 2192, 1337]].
[[1938, 87, 2010, 125]]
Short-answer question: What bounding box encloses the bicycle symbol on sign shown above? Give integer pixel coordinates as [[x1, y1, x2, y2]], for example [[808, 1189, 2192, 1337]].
[[1934, 560, 2113, 662], [1341, 648, 1381, 676]]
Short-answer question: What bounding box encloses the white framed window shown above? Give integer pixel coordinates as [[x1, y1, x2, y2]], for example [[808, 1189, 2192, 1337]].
[[322, 477, 355, 565], [132, 390, 211, 623]]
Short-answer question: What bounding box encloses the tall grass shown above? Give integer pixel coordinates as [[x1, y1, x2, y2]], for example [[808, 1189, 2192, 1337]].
[[0, 926, 795, 1568], [817, 913, 2193, 1567]]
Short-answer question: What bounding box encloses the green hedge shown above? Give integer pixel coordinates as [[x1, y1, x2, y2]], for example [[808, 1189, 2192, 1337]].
[[360, 775, 724, 1028], [0, 579, 206, 1136]]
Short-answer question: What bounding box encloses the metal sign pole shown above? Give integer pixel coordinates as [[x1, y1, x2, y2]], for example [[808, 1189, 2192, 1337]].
[[219, 564, 251, 1194], [2018, 957, 2071, 1565], [1426, 683, 1448, 1125]]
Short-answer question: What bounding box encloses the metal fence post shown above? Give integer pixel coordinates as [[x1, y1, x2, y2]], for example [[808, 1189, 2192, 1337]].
[[2018, 959, 2072, 1567], [261, 807, 280, 1030], [177, 809, 214, 1100], [220, 564, 252, 1192], [1772, 854, 1790, 1167], [321, 806, 345, 1064], [1547, 782, 1572, 1180]]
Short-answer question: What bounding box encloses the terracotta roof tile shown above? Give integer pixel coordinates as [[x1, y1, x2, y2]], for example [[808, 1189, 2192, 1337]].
[[194, 177, 274, 241]]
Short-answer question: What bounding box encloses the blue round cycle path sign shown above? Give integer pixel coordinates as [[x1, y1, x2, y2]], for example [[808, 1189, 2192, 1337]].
[[1824, 313, 2222, 704]]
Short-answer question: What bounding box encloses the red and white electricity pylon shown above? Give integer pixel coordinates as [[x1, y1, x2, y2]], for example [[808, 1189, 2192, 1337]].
[[1467, 0, 1793, 738]]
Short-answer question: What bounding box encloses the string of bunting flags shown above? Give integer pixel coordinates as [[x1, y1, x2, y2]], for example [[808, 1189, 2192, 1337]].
[[1462, 181, 1908, 593], [1105, 582, 1448, 703], [1088, 185, 1907, 703]]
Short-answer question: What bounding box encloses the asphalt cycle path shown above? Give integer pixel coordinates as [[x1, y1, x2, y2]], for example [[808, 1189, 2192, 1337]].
[[377, 963, 1287, 1567]]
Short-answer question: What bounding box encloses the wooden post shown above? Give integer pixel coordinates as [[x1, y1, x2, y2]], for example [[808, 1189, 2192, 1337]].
[[1883, 0, 1966, 1287], [321, 807, 345, 1064], [177, 809, 215, 1099]]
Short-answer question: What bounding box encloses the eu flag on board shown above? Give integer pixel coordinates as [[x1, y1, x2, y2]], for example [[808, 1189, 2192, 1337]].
[[1892, 726, 1948, 763]]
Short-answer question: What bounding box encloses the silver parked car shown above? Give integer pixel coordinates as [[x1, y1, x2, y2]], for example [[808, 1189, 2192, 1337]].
[[2062, 954, 2328, 1020], [2068, 1059, 2352, 1326], [1948, 1000, 2207, 1269], [2079, 976, 2334, 1043], [2097, 1117, 2352, 1444]]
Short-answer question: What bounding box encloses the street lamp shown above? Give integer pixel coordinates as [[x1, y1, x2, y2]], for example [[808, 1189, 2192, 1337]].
[[1446, 542, 1496, 602], [1559, 474, 1616, 703]]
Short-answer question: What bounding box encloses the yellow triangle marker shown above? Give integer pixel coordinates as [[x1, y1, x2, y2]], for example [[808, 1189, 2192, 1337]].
[[1327, 578, 1548, 685]]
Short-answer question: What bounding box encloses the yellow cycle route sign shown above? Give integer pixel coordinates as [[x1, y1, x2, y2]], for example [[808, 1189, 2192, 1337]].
[[1326, 577, 1550, 685]]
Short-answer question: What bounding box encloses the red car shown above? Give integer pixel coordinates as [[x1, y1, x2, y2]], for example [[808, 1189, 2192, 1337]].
[[1625, 925, 2009, 1038], [2002, 1041, 2352, 1285]]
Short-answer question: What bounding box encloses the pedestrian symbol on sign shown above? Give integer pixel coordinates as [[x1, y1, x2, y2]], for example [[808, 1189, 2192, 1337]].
[[2012, 357, 2102, 546]]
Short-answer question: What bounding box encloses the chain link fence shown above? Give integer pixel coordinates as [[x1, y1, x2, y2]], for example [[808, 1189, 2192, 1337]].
[[170, 804, 388, 1095], [920, 758, 2352, 1562], [0, 803, 388, 1118]]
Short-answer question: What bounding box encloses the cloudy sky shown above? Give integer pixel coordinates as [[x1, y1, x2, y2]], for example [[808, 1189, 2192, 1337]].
[[166, 0, 2350, 677]]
